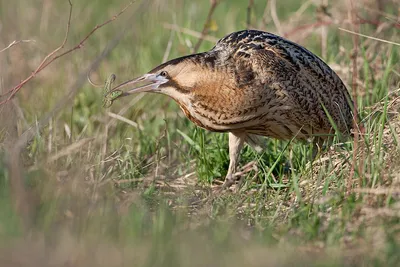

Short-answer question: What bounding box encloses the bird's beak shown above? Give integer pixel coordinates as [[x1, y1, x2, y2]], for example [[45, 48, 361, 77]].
[[109, 73, 169, 99]]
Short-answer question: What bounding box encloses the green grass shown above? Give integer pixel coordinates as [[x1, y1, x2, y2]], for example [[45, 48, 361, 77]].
[[0, 0, 400, 266]]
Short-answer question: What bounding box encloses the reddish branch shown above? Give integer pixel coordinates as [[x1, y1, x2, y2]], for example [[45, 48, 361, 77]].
[[0, 0, 134, 106], [4, 1, 134, 231]]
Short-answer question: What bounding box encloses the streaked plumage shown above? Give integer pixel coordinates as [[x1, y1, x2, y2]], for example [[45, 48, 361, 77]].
[[109, 29, 354, 189]]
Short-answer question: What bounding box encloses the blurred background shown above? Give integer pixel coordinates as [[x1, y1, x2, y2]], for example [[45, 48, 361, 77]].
[[0, 0, 399, 266]]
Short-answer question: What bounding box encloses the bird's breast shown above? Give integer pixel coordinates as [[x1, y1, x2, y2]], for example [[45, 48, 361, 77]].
[[180, 82, 291, 132], [176, 102, 219, 131]]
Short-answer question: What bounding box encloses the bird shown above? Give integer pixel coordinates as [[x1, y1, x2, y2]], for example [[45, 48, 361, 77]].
[[107, 29, 354, 189]]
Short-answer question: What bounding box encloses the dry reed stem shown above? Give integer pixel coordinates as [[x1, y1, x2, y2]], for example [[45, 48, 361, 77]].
[[347, 0, 361, 195], [162, 30, 175, 63], [338, 28, 400, 46], [270, 0, 283, 35], [46, 138, 95, 163], [163, 23, 219, 43]]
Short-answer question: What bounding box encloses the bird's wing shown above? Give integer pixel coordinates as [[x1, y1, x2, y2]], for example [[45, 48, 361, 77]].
[[231, 42, 353, 134]]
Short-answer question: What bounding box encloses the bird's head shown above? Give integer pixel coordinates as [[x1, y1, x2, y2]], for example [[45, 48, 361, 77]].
[[109, 54, 216, 104]]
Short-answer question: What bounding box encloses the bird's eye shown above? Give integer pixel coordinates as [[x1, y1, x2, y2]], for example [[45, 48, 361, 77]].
[[159, 71, 168, 78]]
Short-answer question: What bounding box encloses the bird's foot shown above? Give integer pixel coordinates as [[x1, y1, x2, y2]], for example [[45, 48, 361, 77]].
[[210, 178, 235, 195], [221, 177, 236, 190], [212, 161, 258, 194]]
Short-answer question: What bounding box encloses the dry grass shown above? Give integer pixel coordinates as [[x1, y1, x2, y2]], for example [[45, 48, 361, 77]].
[[0, 0, 399, 266]]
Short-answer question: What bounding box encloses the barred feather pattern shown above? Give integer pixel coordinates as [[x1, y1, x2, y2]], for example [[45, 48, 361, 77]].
[[181, 30, 354, 140]]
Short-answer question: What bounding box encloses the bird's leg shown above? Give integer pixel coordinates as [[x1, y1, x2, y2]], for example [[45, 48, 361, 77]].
[[222, 132, 246, 189], [245, 133, 266, 153]]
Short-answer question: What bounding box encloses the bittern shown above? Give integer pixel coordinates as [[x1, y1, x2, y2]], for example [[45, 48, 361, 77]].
[[109, 30, 354, 189]]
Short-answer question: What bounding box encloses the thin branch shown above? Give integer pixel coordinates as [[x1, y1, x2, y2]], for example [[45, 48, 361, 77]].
[[246, 0, 254, 29], [0, 39, 36, 53], [3, 1, 135, 231], [193, 0, 219, 53], [0, 0, 73, 100], [35, 0, 73, 74], [7, 34, 122, 230], [0, 0, 134, 105]]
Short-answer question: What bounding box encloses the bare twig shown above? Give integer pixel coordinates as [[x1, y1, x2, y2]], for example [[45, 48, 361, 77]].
[[4, 1, 134, 231], [0, 0, 73, 101], [0, 39, 36, 53], [7, 28, 126, 231], [193, 0, 219, 53], [35, 0, 74, 76], [0, 0, 134, 105]]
